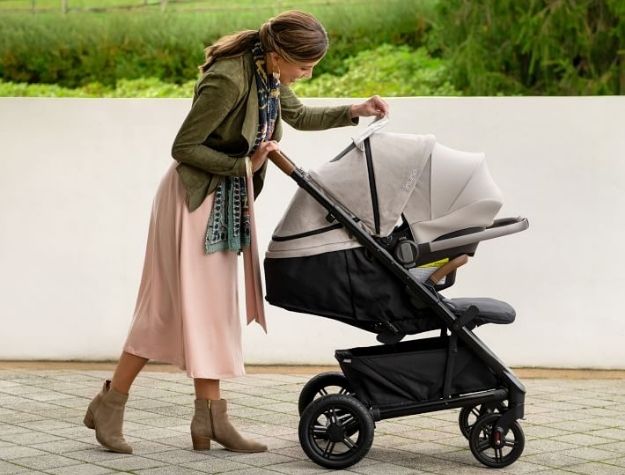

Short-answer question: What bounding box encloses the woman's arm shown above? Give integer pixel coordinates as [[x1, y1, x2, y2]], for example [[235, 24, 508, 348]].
[[280, 86, 390, 130], [171, 68, 247, 177], [279, 85, 357, 130]]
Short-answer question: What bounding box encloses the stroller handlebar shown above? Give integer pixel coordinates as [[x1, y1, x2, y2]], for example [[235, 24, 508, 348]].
[[268, 150, 297, 176]]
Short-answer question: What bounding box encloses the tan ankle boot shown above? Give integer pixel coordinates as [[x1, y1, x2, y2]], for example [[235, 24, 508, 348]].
[[191, 399, 267, 453], [83, 380, 133, 454]]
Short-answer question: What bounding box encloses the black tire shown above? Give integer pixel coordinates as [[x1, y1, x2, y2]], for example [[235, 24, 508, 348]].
[[459, 402, 507, 439], [469, 413, 525, 468], [298, 372, 353, 415], [299, 394, 375, 470]]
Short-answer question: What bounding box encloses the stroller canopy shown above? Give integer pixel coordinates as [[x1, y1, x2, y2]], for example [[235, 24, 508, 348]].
[[266, 132, 504, 259]]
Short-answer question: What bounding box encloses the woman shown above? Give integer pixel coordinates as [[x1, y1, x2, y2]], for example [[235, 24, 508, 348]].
[[83, 10, 389, 455]]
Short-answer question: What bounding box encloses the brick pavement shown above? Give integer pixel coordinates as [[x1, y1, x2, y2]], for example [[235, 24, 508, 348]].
[[1, 368, 625, 474]]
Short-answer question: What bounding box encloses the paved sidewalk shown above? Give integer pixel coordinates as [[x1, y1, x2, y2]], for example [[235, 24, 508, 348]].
[[1, 367, 625, 474]]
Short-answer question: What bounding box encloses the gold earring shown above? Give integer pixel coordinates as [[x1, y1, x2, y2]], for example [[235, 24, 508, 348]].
[[271, 56, 281, 80]]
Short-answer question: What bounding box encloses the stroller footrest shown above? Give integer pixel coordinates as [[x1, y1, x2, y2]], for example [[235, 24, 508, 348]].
[[443, 298, 516, 326]]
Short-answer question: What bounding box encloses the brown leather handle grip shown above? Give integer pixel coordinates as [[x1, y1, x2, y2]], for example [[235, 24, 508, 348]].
[[268, 150, 296, 176], [428, 254, 469, 285]]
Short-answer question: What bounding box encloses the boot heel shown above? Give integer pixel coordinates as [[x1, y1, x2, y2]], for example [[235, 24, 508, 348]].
[[191, 434, 211, 450], [83, 409, 95, 429]]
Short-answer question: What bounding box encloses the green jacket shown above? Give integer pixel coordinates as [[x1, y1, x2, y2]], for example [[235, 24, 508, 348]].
[[171, 51, 358, 212]]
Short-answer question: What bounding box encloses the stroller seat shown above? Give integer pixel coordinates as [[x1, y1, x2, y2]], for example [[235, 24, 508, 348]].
[[443, 297, 516, 327]]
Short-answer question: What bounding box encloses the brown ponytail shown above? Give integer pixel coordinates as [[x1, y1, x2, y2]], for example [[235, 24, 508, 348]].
[[199, 10, 328, 73]]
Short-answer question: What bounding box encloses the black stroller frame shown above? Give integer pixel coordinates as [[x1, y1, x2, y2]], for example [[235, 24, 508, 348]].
[[267, 147, 526, 470]]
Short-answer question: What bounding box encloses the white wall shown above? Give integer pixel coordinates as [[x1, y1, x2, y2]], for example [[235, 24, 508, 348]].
[[1, 97, 624, 368]]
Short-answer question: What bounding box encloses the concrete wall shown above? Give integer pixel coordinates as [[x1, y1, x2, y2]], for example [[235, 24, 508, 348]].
[[1, 96, 624, 368]]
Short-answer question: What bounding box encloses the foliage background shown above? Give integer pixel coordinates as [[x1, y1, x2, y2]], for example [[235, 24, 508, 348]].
[[0, 0, 623, 97]]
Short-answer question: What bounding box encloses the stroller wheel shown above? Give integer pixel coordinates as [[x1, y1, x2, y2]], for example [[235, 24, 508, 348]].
[[299, 394, 374, 470], [458, 401, 507, 439], [298, 372, 353, 415], [469, 413, 525, 468]]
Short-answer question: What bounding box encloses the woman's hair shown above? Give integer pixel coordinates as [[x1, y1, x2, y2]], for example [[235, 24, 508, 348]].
[[199, 10, 328, 73]]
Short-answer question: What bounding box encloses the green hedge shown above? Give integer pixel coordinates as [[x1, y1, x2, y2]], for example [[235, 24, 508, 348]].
[[293, 45, 459, 97], [0, 0, 435, 88], [0, 45, 459, 98], [430, 0, 625, 95]]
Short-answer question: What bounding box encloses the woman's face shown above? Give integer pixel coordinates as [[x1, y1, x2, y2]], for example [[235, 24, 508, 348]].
[[270, 53, 320, 86]]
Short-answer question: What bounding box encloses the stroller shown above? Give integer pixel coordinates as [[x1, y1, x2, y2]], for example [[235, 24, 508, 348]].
[[263, 119, 529, 470]]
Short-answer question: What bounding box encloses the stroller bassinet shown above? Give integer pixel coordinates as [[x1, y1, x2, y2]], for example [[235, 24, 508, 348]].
[[263, 120, 528, 470], [265, 127, 527, 339]]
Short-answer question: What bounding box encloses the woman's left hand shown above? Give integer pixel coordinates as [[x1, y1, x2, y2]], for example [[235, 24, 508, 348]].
[[350, 95, 389, 119]]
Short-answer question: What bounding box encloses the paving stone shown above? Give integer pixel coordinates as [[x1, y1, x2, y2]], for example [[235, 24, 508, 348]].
[[45, 464, 116, 475], [556, 433, 614, 446], [141, 448, 213, 464], [0, 460, 31, 474], [523, 451, 590, 468], [29, 439, 96, 454], [269, 459, 336, 474], [6, 454, 78, 470], [181, 457, 254, 473], [0, 431, 64, 446], [560, 446, 624, 462], [352, 461, 428, 474], [0, 445, 47, 460], [135, 467, 206, 475], [62, 448, 133, 463], [566, 462, 625, 474], [95, 455, 167, 471]]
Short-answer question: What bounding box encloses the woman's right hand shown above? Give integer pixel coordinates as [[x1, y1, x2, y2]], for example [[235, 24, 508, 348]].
[[250, 140, 280, 172]]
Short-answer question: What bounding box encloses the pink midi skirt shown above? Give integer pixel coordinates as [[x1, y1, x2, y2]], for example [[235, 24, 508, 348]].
[[123, 162, 245, 379]]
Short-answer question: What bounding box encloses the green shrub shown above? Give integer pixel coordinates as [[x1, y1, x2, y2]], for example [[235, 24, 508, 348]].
[[0, 77, 195, 97], [0, 44, 458, 98], [293, 44, 460, 97], [0, 1, 435, 88], [430, 0, 625, 95]]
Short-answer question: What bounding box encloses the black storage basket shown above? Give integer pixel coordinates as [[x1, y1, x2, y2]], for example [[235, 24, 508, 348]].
[[336, 337, 499, 407]]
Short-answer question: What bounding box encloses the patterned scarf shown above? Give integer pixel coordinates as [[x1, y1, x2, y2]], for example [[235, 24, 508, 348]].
[[204, 42, 280, 254]]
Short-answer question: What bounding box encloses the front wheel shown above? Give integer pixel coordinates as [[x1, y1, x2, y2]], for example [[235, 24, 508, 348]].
[[459, 402, 506, 439], [469, 413, 525, 468], [299, 394, 374, 470]]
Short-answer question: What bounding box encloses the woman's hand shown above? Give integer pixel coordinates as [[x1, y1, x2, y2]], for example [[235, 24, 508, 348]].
[[350, 95, 390, 119], [250, 140, 280, 172]]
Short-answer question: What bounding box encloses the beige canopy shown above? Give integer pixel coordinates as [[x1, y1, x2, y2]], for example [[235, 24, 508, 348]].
[[266, 131, 507, 259]]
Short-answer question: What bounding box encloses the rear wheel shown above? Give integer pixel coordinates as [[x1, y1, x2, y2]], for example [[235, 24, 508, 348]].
[[299, 394, 374, 470], [469, 413, 525, 468], [298, 372, 353, 415]]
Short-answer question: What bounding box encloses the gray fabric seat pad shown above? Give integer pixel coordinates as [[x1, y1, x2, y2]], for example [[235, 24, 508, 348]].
[[442, 297, 516, 325]]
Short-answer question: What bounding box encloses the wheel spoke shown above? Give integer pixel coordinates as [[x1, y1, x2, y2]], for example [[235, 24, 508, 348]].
[[471, 407, 481, 418], [337, 413, 355, 425], [329, 407, 338, 424], [318, 388, 328, 397], [494, 447, 503, 462], [339, 387, 350, 395], [312, 424, 327, 438], [322, 441, 336, 457], [343, 436, 356, 449], [504, 437, 516, 448], [476, 439, 491, 453]]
